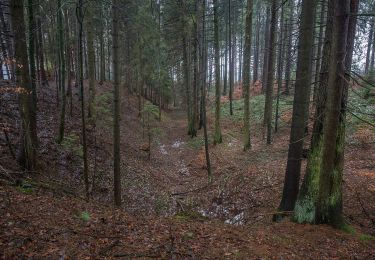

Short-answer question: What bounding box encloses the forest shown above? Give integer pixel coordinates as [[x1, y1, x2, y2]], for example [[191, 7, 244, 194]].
[[0, 0, 375, 258]]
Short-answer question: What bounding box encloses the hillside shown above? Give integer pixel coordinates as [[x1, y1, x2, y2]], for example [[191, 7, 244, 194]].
[[1, 81, 374, 259]]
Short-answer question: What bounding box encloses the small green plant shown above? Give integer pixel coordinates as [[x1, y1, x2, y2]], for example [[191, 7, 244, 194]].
[[154, 193, 169, 215], [95, 92, 112, 127], [17, 181, 34, 194], [342, 224, 356, 235], [216, 94, 293, 127], [359, 233, 374, 242], [80, 211, 91, 222], [186, 136, 212, 150], [61, 133, 83, 158], [141, 101, 163, 159]]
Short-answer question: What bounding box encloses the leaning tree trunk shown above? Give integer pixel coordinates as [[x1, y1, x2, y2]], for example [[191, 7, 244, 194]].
[[11, 0, 37, 170], [242, 0, 253, 151], [315, 0, 350, 227], [275, 0, 316, 220]]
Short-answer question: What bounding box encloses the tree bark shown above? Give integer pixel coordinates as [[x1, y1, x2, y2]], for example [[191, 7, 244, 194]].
[[276, 0, 316, 219], [11, 0, 37, 170], [112, 0, 122, 207], [242, 0, 253, 151], [87, 6, 96, 119], [263, 1, 277, 145], [57, 0, 66, 144], [293, 0, 334, 224], [316, 0, 350, 227], [77, 0, 90, 200], [261, 7, 271, 94], [365, 19, 374, 74], [213, 0, 222, 144]]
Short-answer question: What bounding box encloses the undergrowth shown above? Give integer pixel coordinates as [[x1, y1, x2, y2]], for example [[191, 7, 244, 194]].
[[218, 95, 293, 127]]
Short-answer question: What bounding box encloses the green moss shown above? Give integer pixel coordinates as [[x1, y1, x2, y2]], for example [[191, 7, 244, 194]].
[[359, 234, 374, 242], [342, 224, 356, 235], [293, 141, 323, 224]]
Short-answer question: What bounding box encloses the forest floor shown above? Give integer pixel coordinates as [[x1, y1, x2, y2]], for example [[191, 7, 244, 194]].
[[0, 80, 375, 259]]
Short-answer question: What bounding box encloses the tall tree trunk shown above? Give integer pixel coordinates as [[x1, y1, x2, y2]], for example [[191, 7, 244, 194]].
[[313, 1, 327, 103], [37, 16, 48, 86], [201, 0, 212, 180], [315, 0, 350, 227], [64, 8, 73, 117], [0, 4, 10, 79], [275, 0, 316, 219], [242, 0, 253, 151], [275, 3, 285, 133], [238, 4, 244, 83], [100, 3, 106, 82], [191, 0, 199, 136], [371, 27, 375, 71], [11, 0, 37, 170], [213, 0, 222, 144], [261, 7, 271, 93], [77, 0, 90, 200], [183, 35, 193, 136], [57, 0, 66, 144], [0, 3, 12, 79], [112, 0, 122, 207], [263, 1, 277, 145], [284, 0, 294, 95], [293, 0, 334, 224], [223, 12, 228, 96], [27, 0, 38, 147], [229, 0, 234, 116], [252, 9, 260, 84], [365, 19, 374, 74], [87, 7, 96, 119]]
